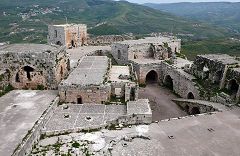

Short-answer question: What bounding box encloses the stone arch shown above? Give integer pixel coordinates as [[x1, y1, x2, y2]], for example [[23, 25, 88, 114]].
[[145, 70, 158, 84], [56, 41, 62, 46], [23, 66, 34, 81], [191, 107, 200, 115], [187, 92, 195, 99], [228, 79, 239, 95], [164, 75, 173, 90]]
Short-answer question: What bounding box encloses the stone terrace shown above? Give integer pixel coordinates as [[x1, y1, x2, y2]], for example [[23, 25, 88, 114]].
[[0, 44, 58, 54], [0, 90, 58, 156], [44, 104, 126, 132], [60, 56, 108, 86]]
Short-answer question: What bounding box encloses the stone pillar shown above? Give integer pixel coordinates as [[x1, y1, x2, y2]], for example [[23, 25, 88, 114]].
[[220, 66, 228, 89]]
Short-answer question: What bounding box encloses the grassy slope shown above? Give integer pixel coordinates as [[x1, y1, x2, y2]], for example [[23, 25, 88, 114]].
[[0, 0, 230, 44]]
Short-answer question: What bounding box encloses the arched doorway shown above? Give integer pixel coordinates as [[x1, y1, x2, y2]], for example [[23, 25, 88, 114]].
[[228, 79, 239, 95], [146, 70, 158, 84], [187, 92, 195, 99], [164, 75, 173, 90], [191, 107, 200, 115], [23, 66, 34, 81]]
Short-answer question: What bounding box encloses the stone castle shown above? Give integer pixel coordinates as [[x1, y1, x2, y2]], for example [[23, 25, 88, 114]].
[[0, 23, 239, 156]]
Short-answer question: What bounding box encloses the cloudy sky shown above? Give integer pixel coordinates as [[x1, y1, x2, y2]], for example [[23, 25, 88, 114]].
[[121, 0, 240, 4]]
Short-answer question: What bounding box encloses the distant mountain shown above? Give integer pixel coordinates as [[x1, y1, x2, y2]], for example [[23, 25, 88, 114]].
[[0, 0, 230, 43], [144, 2, 240, 34]]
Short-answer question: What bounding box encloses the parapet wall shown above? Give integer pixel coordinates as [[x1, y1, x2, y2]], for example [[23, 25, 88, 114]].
[[12, 97, 59, 156]]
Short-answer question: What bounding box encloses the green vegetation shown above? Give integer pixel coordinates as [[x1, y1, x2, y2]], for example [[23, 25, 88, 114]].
[[0, 84, 14, 97], [0, 0, 231, 44], [182, 39, 240, 60], [72, 142, 80, 148], [145, 2, 240, 34], [36, 85, 45, 90]]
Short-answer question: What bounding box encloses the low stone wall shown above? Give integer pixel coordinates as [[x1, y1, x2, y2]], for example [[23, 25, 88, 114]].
[[42, 113, 152, 137], [173, 99, 227, 115], [12, 97, 59, 156]]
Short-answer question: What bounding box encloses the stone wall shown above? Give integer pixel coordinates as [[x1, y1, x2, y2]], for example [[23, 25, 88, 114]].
[[111, 43, 129, 64], [88, 35, 133, 46], [48, 24, 87, 48], [0, 45, 69, 89], [12, 97, 59, 156], [59, 84, 111, 104], [161, 62, 200, 99]]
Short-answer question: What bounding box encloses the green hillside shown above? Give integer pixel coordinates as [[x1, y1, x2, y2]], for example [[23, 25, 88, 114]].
[[0, 0, 230, 44], [144, 2, 240, 35]]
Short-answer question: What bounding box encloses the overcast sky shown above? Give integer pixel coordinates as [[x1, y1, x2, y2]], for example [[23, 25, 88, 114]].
[[120, 0, 240, 4]]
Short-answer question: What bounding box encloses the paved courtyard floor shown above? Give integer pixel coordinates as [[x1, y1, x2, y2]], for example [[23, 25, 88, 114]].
[[0, 90, 58, 156], [139, 83, 187, 121], [44, 104, 126, 132], [32, 108, 240, 156]]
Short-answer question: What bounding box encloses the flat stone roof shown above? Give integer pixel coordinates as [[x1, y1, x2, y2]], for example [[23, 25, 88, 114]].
[[61, 56, 109, 86], [0, 90, 58, 156], [0, 44, 58, 54], [117, 37, 179, 45], [199, 54, 240, 65], [130, 59, 163, 65], [127, 99, 152, 115], [52, 23, 86, 27], [44, 104, 126, 132], [109, 66, 130, 82], [67, 46, 111, 69], [110, 109, 240, 155]]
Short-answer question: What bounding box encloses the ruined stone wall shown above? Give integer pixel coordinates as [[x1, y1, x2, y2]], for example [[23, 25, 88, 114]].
[[48, 24, 87, 49], [0, 46, 69, 89], [161, 62, 200, 99], [65, 25, 87, 48], [130, 61, 162, 85], [128, 44, 152, 60], [0, 70, 10, 91], [88, 35, 132, 46], [59, 84, 111, 104], [167, 39, 181, 53], [111, 43, 129, 65], [48, 26, 65, 46], [125, 82, 139, 102]]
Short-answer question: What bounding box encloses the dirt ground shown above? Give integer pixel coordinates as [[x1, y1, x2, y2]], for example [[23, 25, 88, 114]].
[[139, 83, 187, 121]]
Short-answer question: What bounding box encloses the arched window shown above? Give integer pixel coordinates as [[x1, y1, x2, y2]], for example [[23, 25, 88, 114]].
[[164, 75, 173, 90]]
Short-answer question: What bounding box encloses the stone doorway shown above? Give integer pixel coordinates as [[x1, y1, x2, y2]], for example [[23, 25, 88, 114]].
[[164, 75, 173, 90], [77, 97, 82, 104], [187, 92, 195, 99], [146, 70, 158, 84]]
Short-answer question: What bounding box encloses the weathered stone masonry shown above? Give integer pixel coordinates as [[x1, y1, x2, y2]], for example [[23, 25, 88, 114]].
[[0, 44, 70, 89], [48, 24, 87, 49]]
